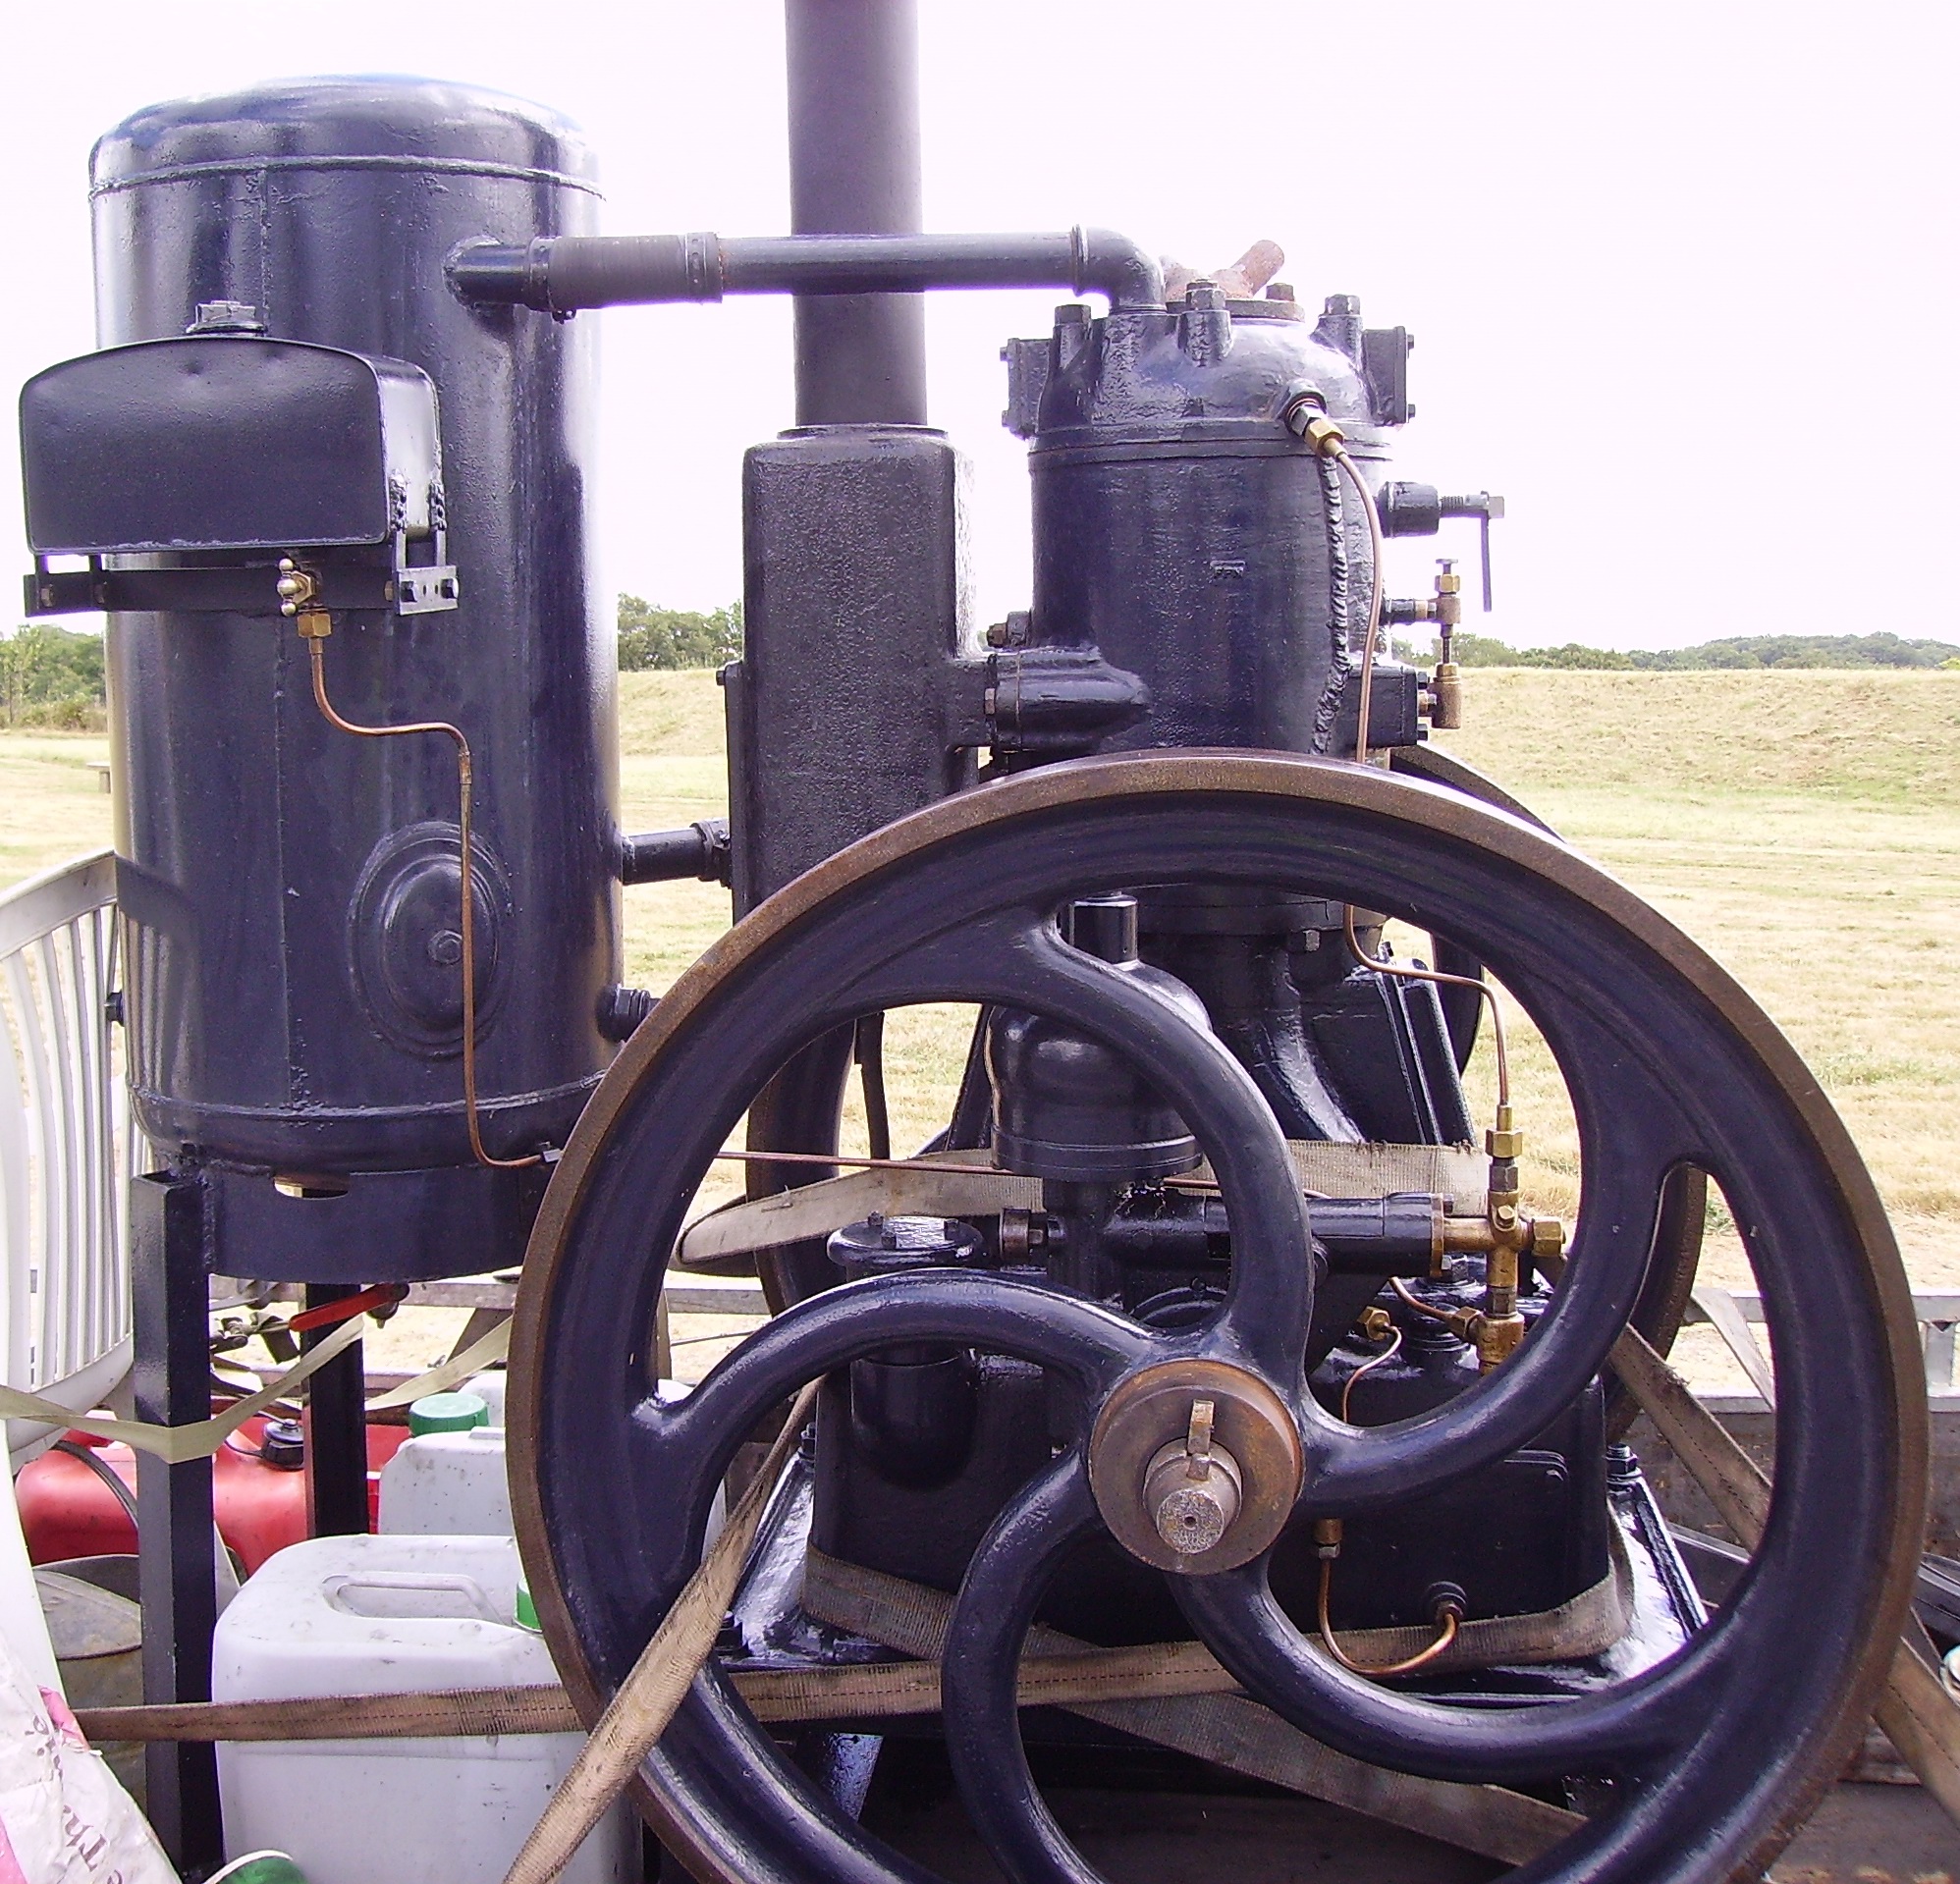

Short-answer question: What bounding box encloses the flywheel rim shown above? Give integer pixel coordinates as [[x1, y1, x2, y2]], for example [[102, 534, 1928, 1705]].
[[509, 750, 1926, 1884]]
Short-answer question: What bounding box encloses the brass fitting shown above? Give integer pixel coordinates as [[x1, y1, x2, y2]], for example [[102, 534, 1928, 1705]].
[[1313, 1516, 1344, 1560], [1475, 1313, 1527, 1371], [276, 556, 318, 617], [1298, 412, 1347, 457], [1427, 660, 1463, 729], [1357, 1306, 1393, 1344], [1485, 1103, 1524, 1163], [1529, 1216, 1566, 1263], [1281, 389, 1347, 458], [1432, 559, 1463, 630], [277, 557, 332, 639]]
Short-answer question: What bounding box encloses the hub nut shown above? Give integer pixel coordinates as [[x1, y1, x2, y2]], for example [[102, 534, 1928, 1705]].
[[1144, 1430, 1244, 1554], [1088, 1360, 1303, 1574]]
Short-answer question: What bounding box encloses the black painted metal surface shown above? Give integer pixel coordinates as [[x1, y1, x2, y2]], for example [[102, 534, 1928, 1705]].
[[1014, 285, 1388, 757], [20, 336, 440, 556], [730, 425, 975, 913], [131, 1171, 222, 1871], [787, 0, 926, 426], [91, 78, 619, 1279]]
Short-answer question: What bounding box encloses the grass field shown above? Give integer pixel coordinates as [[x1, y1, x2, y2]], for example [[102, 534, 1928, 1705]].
[[11, 670, 1955, 1380]]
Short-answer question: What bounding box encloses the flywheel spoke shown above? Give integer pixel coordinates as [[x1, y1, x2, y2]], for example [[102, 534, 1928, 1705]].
[[940, 1451, 1111, 1884], [842, 909, 1316, 1380]]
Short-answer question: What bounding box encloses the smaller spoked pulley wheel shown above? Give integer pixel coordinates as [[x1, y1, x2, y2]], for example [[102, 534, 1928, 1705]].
[[509, 753, 1926, 1884]]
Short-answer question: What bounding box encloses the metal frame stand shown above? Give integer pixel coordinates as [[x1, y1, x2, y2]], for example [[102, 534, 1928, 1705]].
[[301, 1283, 369, 1537], [132, 1168, 223, 1876]]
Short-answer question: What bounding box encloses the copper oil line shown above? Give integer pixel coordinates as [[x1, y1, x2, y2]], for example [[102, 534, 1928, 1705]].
[[1313, 1315, 1460, 1676], [304, 632, 540, 1170], [1328, 444, 1513, 1112], [1389, 1274, 1462, 1328], [711, 1148, 1008, 1179], [1316, 1550, 1461, 1679], [1338, 1322, 1403, 1424]]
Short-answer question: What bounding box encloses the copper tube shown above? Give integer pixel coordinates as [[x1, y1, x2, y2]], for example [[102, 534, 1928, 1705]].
[[305, 634, 541, 1171], [1389, 1274, 1460, 1326], [1339, 1323, 1402, 1425], [1317, 1558, 1462, 1677], [1327, 447, 1513, 1110], [712, 1148, 1007, 1179], [1341, 899, 1512, 1111]]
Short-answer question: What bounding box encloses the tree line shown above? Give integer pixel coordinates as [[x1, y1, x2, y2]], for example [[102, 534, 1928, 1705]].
[[1438, 630, 1960, 672], [0, 624, 106, 727], [617, 596, 743, 670]]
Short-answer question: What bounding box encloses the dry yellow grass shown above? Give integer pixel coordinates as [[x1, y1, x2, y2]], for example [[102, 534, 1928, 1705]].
[[7, 667, 1953, 1365]]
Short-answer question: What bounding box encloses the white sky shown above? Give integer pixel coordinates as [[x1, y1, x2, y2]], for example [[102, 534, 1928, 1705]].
[[5, 0, 1954, 650]]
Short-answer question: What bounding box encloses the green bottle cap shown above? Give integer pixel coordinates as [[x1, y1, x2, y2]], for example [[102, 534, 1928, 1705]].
[[408, 1390, 490, 1437], [208, 1855, 311, 1884], [515, 1582, 541, 1632]]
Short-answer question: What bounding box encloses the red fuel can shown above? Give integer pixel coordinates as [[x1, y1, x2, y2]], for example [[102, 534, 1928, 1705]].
[[17, 1421, 410, 1573]]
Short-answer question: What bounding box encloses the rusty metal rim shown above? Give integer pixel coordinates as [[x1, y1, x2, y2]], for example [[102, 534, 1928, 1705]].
[[507, 750, 1928, 1884]]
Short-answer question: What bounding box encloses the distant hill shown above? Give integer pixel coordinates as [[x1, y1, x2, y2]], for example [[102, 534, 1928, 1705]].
[[1440, 631, 1960, 672]]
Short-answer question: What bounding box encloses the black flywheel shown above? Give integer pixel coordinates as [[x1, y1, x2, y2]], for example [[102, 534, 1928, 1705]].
[[509, 752, 1926, 1884]]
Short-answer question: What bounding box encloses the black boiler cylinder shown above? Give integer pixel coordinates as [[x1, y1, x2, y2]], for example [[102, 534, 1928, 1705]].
[[90, 80, 620, 1280]]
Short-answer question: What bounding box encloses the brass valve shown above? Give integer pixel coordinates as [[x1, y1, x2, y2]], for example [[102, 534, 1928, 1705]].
[[1472, 1102, 1531, 1371], [1418, 561, 1467, 729]]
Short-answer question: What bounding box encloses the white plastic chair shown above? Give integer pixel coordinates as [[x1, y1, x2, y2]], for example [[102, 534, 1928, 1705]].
[[0, 850, 137, 1466]]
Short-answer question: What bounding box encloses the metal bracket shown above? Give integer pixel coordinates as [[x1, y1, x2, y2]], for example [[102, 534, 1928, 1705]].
[[26, 549, 459, 619]]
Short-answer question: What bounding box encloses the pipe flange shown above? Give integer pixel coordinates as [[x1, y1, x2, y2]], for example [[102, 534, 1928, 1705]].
[[1087, 1358, 1302, 1574]]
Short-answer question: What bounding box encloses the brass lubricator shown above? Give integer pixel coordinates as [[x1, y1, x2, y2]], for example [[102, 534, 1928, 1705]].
[[275, 558, 540, 1172]]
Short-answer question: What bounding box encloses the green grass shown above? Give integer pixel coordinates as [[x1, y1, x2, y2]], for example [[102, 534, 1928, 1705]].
[[12, 667, 1956, 1319]]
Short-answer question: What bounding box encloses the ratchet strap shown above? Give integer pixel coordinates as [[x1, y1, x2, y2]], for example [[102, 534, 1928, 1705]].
[[75, 1641, 1242, 1743], [0, 1314, 514, 1464], [798, 1548, 1579, 1866], [501, 1380, 822, 1884], [1610, 1322, 1960, 1831]]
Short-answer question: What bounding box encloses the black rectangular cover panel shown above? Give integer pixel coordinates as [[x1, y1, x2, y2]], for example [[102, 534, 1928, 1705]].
[[19, 336, 419, 554]]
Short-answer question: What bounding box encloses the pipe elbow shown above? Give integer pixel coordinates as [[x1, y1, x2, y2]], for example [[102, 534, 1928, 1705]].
[[1071, 227, 1165, 310]]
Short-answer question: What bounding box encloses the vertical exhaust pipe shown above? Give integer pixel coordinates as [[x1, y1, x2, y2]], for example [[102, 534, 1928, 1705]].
[[785, 0, 928, 424]]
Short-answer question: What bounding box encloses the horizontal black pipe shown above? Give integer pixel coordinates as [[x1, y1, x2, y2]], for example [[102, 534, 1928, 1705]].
[[449, 228, 1163, 314], [620, 819, 731, 887]]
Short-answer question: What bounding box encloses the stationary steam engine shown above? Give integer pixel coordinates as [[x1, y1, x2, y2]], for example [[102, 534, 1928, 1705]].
[[15, 9, 1926, 1882]]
